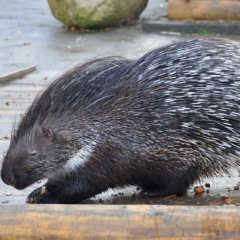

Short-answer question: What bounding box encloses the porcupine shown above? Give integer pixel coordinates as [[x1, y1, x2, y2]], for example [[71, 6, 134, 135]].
[[2, 38, 240, 204]]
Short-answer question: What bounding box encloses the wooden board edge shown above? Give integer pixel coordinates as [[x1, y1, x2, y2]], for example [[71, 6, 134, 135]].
[[0, 65, 37, 84], [0, 204, 240, 239]]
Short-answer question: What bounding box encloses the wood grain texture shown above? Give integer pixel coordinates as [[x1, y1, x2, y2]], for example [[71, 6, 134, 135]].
[[0, 205, 240, 239], [168, 0, 240, 20]]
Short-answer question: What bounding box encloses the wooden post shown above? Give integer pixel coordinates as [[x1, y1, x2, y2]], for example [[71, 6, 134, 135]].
[[0, 205, 240, 239], [168, 0, 240, 20]]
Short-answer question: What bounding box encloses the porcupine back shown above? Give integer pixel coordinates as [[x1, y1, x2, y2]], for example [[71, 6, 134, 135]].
[[14, 56, 131, 138], [129, 38, 240, 181], [125, 38, 240, 181]]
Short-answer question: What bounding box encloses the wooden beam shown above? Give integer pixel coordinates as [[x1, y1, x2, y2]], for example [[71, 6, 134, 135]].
[[0, 205, 240, 239], [168, 0, 240, 20]]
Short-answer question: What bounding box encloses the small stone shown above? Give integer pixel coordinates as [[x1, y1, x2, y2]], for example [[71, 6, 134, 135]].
[[23, 42, 31, 45], [208, 194, 215, 197], [221, 195, 229, 199], [2, 135, 9, 140], [234, 186, 239, 190], [4, 36, 13, 40]]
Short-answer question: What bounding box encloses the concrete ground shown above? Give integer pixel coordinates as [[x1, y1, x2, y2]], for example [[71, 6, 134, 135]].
[[1, 0, 240, 205]]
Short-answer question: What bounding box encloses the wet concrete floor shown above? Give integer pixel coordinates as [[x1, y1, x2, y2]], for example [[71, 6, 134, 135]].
[[1, 0, 240, 206]]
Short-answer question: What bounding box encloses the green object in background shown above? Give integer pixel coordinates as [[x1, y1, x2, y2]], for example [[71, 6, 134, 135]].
[[47, 0, 148, 29], [198, 29, 211, 35]]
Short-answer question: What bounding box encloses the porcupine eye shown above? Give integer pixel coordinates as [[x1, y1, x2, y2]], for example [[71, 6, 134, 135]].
[[30, 151, 37, 157]]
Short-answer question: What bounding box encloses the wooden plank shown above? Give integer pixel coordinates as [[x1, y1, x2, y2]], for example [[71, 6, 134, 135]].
[[7, 71, 57, 85], [0, 131, 12, 139], [0, 84, 43, 92], [0, 93, 37, 102], [0, 196, 27, 205], [0, 102, 31, 111], [0, 104, 32, 112], [0, 124, 17, 132], [0, 86, 35, 111], [0, 92, 38, 100], [0, 139, 10, 146], [0, 115, 21, 122], [0, 110, 25, 116], [0, 205, 239, 239], [0, 65, 37, 84], [168, 0, 240, 20]]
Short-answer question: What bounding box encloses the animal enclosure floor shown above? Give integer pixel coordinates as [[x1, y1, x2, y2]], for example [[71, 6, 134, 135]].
[[1, 0, 240, 206]]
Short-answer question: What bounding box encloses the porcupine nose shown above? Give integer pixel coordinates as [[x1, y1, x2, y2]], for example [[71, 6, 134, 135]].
[[1, 168, 16, 186]]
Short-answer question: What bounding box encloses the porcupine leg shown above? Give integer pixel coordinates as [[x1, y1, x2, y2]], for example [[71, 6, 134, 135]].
[[27, 180, 86, 204], [26, 180, 85, 204], [138, 169, 196, 198], [27, 182, 60, 204], [27, 173, 110, 204]]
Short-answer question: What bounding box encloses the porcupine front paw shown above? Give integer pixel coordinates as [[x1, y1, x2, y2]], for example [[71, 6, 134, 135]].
[[27, 186, 60, 204]]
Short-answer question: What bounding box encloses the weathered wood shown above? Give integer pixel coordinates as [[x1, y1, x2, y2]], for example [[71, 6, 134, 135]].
[[0, 205, 240, 239], [168, 0, 240, 20], [0, 92, 38, 100], [0, 99, 32, 111], [0, 110, 25, 117], [0, 84, 43, 92], [0, 85, 41, 113], [0, 65, 37, 84]]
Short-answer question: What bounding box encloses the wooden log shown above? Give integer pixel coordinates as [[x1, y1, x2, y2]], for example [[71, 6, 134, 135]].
[[168, 0, 240, 20], [0, 205, 240, 239]]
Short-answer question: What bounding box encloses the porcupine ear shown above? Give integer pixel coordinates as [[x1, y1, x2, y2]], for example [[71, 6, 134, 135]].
[[42, 127, 54, 141], [37, 126, 54, 142]]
